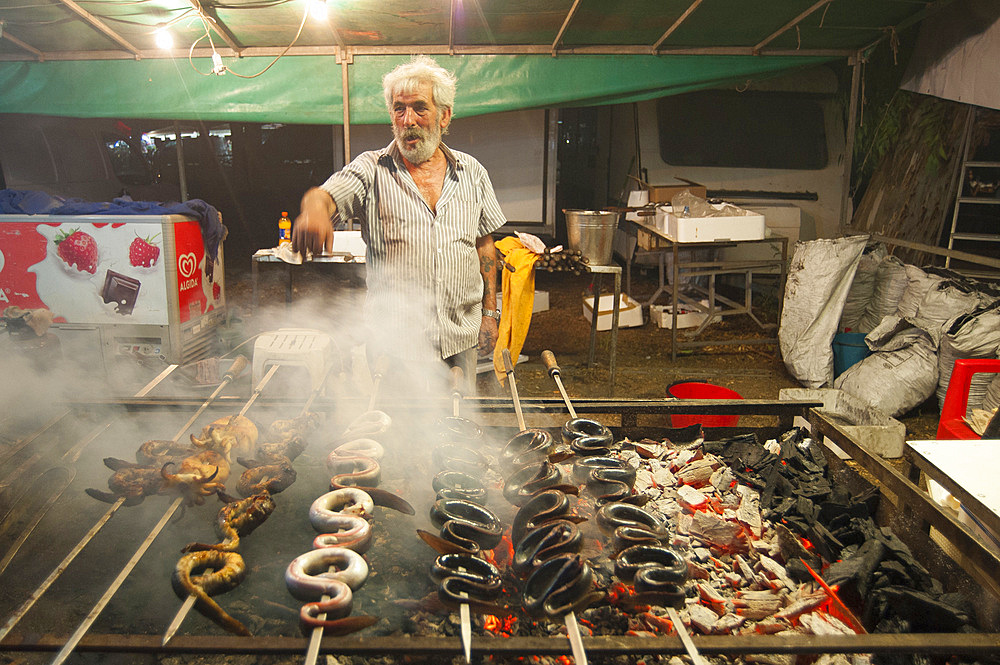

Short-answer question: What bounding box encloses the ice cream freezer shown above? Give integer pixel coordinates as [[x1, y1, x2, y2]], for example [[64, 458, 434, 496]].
[[0, 213, 226, 372]]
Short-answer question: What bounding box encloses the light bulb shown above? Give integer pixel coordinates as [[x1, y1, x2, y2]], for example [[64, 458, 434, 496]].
[[308, 0, 328, 21], [155, 28, 173, 50]]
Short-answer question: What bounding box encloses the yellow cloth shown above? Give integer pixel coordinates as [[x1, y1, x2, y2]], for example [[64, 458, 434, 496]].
[[493, 236, 541, 384]]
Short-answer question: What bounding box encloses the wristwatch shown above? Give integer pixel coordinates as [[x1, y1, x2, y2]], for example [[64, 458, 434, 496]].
[[482, 308, 501, 320]]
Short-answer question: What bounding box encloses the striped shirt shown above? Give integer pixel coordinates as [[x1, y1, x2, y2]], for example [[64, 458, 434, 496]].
[[320, 141, 506, 360]]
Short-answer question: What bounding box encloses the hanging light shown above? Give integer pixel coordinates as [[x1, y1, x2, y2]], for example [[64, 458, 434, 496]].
[[154, 27, 173, 50], [307, 0, 328, 21]]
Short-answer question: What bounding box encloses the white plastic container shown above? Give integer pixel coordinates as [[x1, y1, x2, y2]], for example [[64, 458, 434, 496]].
[[659, 204, 766, 243]]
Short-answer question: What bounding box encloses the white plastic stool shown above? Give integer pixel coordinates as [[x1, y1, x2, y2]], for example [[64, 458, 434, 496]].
[[252, 328, 334, 392]]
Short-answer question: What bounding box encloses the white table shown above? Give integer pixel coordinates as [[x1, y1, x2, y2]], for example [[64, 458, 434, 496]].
[[907, 440, 1000, 550]]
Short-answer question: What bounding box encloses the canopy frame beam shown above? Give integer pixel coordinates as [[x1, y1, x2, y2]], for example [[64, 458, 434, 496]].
[[55, 0, 142, 59]]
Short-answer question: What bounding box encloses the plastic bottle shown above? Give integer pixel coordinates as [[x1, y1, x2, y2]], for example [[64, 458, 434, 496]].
[[278, 211, 292, 246]]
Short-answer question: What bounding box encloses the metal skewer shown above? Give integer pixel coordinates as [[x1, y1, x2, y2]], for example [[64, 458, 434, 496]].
[[447, 366, 474, 664], [501, 349, 588, 665], [303, 356, 389, 665], [163, 359, 303, 645], [501, 349, 527, 432], [541, 350, 577, 419], [666, 606, 710, 665], [49, 358, 265, 665], [0, 362, 189, 641]]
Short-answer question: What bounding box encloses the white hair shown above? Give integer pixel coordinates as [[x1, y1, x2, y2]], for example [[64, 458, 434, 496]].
[[382, 55, 457, 115]]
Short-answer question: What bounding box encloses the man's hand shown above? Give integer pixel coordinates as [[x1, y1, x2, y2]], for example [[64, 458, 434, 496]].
[[478, 316, 498, 357], [292, 187, 336, 255]]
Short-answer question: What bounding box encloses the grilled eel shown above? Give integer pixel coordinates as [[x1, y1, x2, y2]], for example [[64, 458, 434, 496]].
[[182, 490, 276, 552], [172, 549, 251, 636]]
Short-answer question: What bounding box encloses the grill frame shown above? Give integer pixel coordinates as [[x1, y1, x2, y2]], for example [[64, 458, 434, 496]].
[[2, 395, 999, 659]]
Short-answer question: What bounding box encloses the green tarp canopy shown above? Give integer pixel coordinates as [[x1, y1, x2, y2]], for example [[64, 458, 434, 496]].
[[0, 0, 947, 123], [0, 53, 831, 123]]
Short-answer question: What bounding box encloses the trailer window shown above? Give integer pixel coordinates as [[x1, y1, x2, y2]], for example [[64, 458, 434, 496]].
[[656, 91, 828, 170], [103, 134, 153, 186]]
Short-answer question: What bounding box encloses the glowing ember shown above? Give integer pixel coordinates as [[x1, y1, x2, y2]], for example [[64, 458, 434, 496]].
[[483, 614, 517, 636]]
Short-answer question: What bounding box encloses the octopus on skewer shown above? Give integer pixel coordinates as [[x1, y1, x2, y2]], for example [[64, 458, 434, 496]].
[[135, 439, 194, 466], [85, 457, 168, 505], [161, 449, 230, 505], [190, 415, 259, 461], [263, 411, 323, 442]]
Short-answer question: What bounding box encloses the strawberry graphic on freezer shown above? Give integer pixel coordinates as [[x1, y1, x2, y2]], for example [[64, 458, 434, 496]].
[[1, 214, 224, 331]]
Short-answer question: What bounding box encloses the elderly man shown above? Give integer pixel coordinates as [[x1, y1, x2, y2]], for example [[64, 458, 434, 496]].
[[293, 56, 506, 391]]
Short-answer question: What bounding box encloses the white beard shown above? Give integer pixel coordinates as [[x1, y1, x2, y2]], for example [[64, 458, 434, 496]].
[[394, 122, 442, 165]]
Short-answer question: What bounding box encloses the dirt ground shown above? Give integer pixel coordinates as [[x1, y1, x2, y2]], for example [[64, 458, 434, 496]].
[[229, 260, 941, 440]]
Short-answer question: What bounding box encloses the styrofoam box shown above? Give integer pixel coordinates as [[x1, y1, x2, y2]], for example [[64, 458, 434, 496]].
[[650, 300, 719, 329], [582, 293, 643, 331], [498, 290, 549, 314], [778, 388, 905, 459], [657, 204, 766, 243]]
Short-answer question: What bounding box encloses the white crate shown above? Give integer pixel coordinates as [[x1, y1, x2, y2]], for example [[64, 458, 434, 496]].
[[657, 204, 766, 243], [582, 293, 643, 331]]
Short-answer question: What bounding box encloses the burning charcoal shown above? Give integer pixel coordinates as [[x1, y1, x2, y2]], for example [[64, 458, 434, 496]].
[[671, 449, 698, 471], [690, 511, 746, 551], [735, 554, 764, 588], [773, 591, 828, 620], [710, 466, 737, 492], [757, 555, 797, 592], [753, 618, 793, 634], [670, 533, 690, 549], [648, 496, 681, 520], [774, 524, 820, 568], [676, 458, 718, 487], [736, 485, 762, 538], [688, 602, 719, 633], [723, 572, 743, 589], [692, 546, 711, 562], [688, 563, 711, 581], [800, 611, 854, 635], [823, 538, 885, 607], [676, 512, 692, 535], [676, 484, 708, 510], [697, 582, 727, 609], [713, 612, 745, 634], [635, 462, 677, 491]]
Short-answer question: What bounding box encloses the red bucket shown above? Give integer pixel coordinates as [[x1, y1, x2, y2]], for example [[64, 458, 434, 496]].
[[667, 381, 743, 427]]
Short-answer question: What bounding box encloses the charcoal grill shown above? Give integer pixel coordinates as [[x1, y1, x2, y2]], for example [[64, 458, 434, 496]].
[[2, 385, 999, 661]]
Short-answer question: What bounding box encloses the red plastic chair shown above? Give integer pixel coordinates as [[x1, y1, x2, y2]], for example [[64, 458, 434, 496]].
[[936, 358, 1000, 439]]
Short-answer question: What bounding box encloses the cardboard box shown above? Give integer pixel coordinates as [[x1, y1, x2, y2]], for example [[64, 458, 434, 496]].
[[650, 301, 720, 329], [642, 177, 707, 204], [582, 293, 643, 331], [661, 205, 766, 243], [498, 290, 549, 314]]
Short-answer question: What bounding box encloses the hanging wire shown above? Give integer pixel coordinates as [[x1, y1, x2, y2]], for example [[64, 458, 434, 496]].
[[187, 1, 312, 79]]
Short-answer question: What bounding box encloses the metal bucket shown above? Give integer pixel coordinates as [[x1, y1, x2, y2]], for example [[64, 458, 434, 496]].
[[564, 209, 619, 265]]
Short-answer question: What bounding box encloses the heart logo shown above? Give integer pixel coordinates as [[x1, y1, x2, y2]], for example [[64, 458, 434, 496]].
[[178, 252, 197, 278]]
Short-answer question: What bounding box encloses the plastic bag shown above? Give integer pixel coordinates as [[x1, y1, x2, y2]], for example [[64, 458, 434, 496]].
[[779, 235, 869, 388]]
